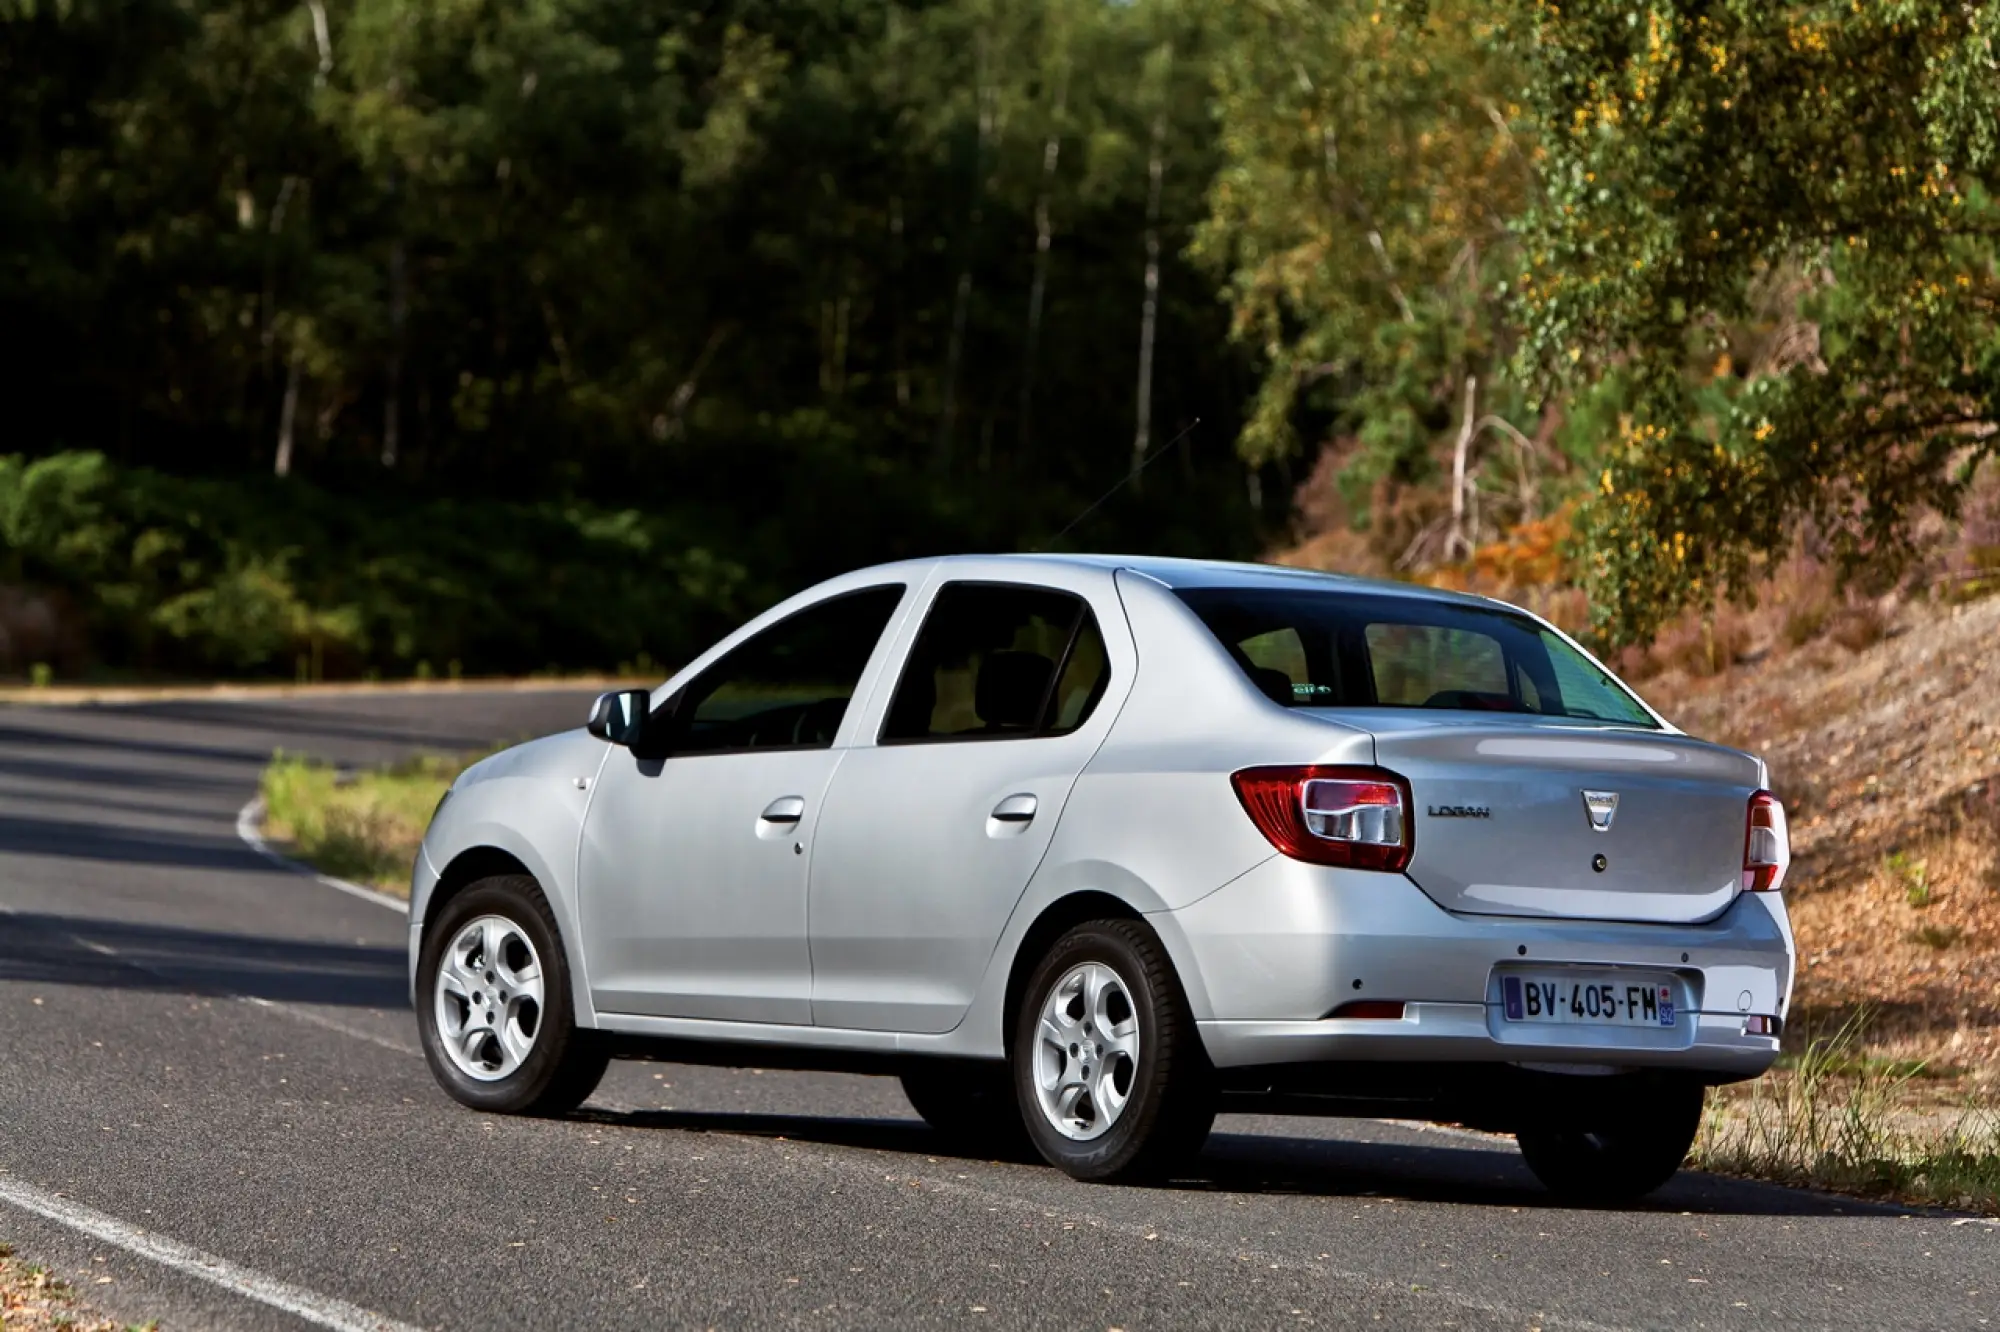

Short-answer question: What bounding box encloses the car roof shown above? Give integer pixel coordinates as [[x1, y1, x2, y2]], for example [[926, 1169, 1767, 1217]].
[[915, 552, 1507, 612]]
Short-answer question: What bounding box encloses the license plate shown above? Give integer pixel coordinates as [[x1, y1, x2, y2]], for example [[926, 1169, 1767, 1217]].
[[1501, 973, 1677, 1028]]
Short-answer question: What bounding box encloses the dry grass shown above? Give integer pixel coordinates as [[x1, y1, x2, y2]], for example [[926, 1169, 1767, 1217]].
[[1696, 1017, 2000, 1214], [259, 750, 483, 895], [0, 1242, 155, 1331], [1646, 591, 2000, 1081]]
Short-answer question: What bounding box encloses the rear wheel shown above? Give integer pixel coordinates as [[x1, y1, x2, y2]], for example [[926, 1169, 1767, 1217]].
[[416, 875, 608, 1116], [900, 1063, 1031, 1158], [1515, 1080, 1705, 1202], [1013, 919, 1214, 1182]]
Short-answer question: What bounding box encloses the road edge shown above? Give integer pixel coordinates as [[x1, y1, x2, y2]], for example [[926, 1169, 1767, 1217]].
[[0, 1173, 425, 1332], [235, 797, 411, 917], [1, 675, 640, 707]]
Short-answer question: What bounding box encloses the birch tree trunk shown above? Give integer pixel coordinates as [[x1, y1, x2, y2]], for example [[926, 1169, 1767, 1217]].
[[383, 235, 405, 469], [1017, 61, 1069, 457], [275, 348, 301, 477], [890, 195, 910, 410], [1129, 100, 1168, 489], [937, 270, 973, 469], [935, 34, 998, 473], [1447, 374, 1478, 560]]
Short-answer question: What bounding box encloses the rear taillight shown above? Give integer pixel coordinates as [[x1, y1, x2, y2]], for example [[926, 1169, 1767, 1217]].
[[1231, 765, 1413, 872], [1743, 790, 1790, 892]]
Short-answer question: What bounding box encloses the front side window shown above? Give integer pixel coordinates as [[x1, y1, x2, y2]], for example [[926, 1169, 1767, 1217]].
[[674, 585, 906, 755], [1176, 586, 1657, 728], [882, 583, 1111, 742]]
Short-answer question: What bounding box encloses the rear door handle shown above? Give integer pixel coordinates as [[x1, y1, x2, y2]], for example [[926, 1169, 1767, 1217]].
[[760, 796, 807, 825], [990, 794, 1038, 824]]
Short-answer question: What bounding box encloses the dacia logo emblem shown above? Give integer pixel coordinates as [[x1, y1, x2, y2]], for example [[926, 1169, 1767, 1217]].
[[1582, 789, 1620, 833]]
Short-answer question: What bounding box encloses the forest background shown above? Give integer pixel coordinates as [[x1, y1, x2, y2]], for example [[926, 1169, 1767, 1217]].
[[4, 0, 2000, 682]]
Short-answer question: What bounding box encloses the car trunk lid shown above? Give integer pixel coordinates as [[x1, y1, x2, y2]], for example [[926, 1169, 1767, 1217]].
[[1358, 713, 1761, 924]]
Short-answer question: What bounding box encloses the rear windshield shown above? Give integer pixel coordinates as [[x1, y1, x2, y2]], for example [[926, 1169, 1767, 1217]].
[[1176, 587, 1658, 729]]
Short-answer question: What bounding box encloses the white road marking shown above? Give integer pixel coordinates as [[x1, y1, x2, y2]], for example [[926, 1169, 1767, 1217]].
[[0, 1173, 426, 1332], [240, 995, 421, 1056], [6, 903, 421, 1058], [235, 797, 410, 915]]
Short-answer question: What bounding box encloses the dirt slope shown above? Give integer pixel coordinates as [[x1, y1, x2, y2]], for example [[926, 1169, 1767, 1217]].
[[1646, 594, 2000, 1079]]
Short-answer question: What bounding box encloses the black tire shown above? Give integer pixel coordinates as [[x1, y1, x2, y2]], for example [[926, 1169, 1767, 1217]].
[[1515, 1079, 1705, 1203], [900, 1062, 1033, 1159], [1012, 918, 1214, 1183], [416, 875, 609, 1116]]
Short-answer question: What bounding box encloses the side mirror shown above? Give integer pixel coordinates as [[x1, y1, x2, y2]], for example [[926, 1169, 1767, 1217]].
[[587, 689, 653, 747]]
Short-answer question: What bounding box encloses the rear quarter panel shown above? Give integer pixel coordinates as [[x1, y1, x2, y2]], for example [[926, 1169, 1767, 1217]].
[[941, 569, 1383, 1051]]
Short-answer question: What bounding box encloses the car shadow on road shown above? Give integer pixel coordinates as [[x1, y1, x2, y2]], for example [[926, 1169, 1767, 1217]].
[[0, 910, 406, 1008], [571, 1105, 1899, 1219]]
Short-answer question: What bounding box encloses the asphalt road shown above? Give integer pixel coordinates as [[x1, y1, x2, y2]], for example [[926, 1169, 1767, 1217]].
[[0, 689, 1992, 1331]]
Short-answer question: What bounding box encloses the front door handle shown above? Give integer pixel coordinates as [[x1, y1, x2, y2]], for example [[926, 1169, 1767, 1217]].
[[760, 796, 807, 825], [990, 794, 1038, 824]]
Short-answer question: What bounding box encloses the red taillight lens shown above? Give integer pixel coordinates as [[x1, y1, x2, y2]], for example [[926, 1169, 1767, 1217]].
[[1743, 790, 1790, 892], [1231, 765, 1413, 872]]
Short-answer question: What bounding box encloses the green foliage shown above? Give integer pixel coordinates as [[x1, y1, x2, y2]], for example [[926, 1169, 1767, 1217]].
[[1514, 0, 2000, 642], [261, 748, 481, 891], [0, 451, 752, 676], [1886, 851, 1933, 909], [1195, 0, 1530, 473], [8, 0, 1995, 659], [0, 0, 1260, 588]]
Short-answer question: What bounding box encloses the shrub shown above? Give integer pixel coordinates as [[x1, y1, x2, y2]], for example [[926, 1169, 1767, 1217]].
[[0, 451, 757, 679], [1830, 602, 1889, 653], [260, 750, 477, 892]]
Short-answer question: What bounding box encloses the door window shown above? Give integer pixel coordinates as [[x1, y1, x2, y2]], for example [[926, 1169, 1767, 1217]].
[[673, 585, 906, 755], [881, 583, 1110, 742]]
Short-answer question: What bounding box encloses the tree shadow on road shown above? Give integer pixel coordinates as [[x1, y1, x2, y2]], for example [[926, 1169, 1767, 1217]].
[[0, 813, 273, 874], [570, 1103, 1901, 1219], [0, 910, 406, 1008]]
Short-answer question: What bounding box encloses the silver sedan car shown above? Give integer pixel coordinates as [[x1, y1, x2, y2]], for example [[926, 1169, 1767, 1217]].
[[411, 555, 1794, 1199]]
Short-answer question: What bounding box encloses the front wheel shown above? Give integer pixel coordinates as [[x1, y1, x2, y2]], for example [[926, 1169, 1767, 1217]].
[[416, 875, 608, 1115], [1013, 919, 1214, 1183], [1515, 1079, 1705, 1202]]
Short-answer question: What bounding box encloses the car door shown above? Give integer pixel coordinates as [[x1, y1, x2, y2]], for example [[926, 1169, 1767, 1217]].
[[577, 583, 908, 1024], [807, 575, 1132, 1033]]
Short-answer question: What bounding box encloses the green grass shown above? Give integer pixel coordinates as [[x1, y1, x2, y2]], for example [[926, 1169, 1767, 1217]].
[[1885, 850, 1934, 908], [259, 749, 487, 894], [1694, 1014, 2000, 1214]]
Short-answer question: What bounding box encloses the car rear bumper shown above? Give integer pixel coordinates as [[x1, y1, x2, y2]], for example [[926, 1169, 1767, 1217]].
[[1197, 1007, 1779, 1079], [1165, 856, 1793, 1077]]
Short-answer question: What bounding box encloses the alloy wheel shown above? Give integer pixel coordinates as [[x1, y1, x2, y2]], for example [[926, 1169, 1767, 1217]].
[[434, 914, 545, 1081], [1032, 961, 1141, 1141]]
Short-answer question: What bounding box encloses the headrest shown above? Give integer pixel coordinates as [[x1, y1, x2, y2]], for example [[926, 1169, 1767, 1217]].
[[976, 651, 1055, 731], [1248, 665, 1295, 706]]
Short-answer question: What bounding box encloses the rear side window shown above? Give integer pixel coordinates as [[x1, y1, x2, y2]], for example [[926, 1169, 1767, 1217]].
[[1176, 586, 1657, 728], [882, 583, 1111, 742]]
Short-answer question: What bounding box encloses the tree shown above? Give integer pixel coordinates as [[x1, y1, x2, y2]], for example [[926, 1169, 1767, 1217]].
[[1513, 0, 2000, 642], [1192, 0, 1541, 564]]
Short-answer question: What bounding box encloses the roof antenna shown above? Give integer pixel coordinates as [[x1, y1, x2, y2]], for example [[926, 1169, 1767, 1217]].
[[1041, 417, 1202, 551]]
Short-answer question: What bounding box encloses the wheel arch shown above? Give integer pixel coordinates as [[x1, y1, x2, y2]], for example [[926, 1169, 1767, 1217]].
[[997, 889, 1212, 1057], [420, 838, 597, 1028], [428, 845, 536, 926]]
